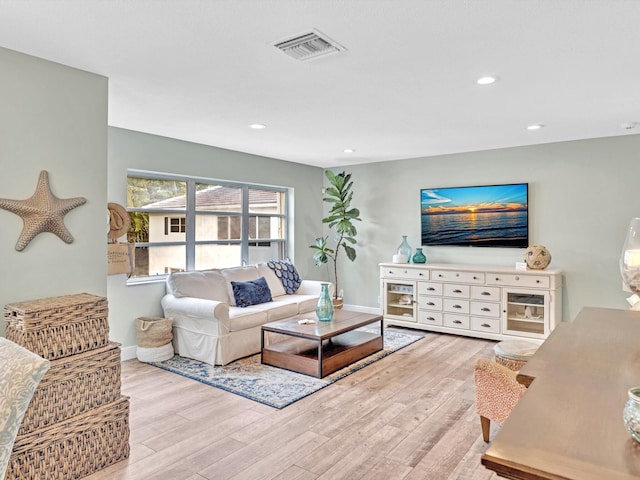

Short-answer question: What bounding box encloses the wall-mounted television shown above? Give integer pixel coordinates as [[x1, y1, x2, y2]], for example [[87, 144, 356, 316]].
[[420, 183, 528, 248]]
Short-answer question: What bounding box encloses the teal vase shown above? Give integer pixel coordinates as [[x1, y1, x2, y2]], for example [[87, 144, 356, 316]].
[[412, 247, 426, 264], [316, 283, 334, 322], [397, 235, 412, 262]]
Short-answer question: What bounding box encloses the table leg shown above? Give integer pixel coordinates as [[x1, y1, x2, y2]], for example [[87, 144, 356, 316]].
[[318, 339, 323, 377]]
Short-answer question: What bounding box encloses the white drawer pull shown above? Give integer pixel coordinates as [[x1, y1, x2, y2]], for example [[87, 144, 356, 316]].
[[453, 320, 462, 324]]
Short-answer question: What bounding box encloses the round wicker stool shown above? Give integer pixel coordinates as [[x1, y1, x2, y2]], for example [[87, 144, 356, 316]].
[[494, 340, 539, 371]]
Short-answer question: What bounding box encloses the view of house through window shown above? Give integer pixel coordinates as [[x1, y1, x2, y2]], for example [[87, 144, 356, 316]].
[[126, 173, 288, 280]]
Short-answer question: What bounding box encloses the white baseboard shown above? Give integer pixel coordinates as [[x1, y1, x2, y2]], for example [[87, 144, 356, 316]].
[[343, 304, 382, 315], [121, 345, 137, 361]]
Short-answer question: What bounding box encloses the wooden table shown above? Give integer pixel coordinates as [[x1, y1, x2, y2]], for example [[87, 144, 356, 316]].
[[261, 310, 383, 378], [482, 307, 640, 480]]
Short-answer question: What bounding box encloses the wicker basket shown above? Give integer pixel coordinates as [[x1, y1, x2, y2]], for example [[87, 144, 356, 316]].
[[7, 396, 130, 480], [18, 342, 122, 435], [4, 293, 109, 360]]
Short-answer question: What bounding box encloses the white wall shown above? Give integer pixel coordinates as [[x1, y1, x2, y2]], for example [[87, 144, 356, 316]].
[[107, 127, 324, 351], [335, 134, 640, 323], [0, 47, 108, 336]]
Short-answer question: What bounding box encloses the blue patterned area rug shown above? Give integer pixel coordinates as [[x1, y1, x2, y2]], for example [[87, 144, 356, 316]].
[[151, 328, 423, 409]]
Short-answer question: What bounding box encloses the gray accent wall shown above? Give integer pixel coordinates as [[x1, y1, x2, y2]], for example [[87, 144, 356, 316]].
[[0, 47, 108, 336], [335, 134, 640, 322], [107, 127, 324, 350]]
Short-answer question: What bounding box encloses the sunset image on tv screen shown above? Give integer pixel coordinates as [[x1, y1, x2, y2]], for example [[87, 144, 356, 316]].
[[420, 183, 528, 247]]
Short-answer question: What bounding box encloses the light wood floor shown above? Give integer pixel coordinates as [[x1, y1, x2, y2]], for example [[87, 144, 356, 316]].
[[85, 330, 501, 480]]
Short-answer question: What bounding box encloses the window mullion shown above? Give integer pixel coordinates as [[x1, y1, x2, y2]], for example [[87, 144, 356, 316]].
[[186, 179, 196, 270], [241, 185, 250, 265]]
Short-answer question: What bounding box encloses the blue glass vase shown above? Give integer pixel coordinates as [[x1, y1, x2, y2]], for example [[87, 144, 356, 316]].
[[397, 235, 412, 262], [316, 282, 334, 322], [412, 247, 427, 264]]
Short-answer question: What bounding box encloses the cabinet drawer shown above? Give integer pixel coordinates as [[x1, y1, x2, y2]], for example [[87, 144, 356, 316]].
[[431, 270, 485, 284], [443, 298, 470, 314], [418, 310, 443, 326], [470, 285, 501, 301], [443, 284, 470, 298], [470, 317, 500, 334], [418, 296, 443, 311], [470, 301, 501, 318], [487, 273, 550, 288], [381, 266, 428, 280], [444, 314, 470, 329], [418, 282, 442, 295]]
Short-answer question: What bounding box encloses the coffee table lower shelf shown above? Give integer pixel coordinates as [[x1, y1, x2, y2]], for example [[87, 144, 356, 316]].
[[262, 331, 383, 378]]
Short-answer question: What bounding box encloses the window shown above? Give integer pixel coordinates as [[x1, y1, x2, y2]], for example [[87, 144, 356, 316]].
[[127, 172, 289, 281]]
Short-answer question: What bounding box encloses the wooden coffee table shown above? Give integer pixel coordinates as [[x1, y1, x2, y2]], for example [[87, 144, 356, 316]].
[[261, 310, 383, 378]]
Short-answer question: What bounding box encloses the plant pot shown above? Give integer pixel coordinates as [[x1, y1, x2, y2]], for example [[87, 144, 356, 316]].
[[332, 297, 344, 310]]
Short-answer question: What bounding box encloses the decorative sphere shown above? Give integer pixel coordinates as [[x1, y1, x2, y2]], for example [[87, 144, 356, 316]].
[[524, 245, 552, 270]]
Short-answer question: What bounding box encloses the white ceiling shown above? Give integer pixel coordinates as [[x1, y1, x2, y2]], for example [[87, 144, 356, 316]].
[[1, 0, 639, 168]]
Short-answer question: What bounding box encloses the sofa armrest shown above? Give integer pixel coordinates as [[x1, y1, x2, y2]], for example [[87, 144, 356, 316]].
[[296, 280, 335, 297], [161, 294, 230, 326]]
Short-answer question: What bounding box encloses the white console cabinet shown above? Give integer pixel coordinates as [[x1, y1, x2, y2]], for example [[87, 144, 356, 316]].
[[380, 263, 562, 342]]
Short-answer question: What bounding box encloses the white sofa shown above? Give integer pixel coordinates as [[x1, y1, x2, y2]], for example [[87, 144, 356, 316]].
[[161, 264, 332, 365]]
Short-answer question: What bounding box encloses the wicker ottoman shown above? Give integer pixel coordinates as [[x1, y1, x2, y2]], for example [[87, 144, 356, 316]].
[[494, 340, 539, 371]]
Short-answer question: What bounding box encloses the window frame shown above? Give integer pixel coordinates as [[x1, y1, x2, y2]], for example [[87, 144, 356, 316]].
[[126, 170, 289, 284]]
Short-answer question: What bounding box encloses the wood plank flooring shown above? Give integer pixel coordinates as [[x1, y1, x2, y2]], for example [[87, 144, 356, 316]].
[[85, 330, 502, 480]]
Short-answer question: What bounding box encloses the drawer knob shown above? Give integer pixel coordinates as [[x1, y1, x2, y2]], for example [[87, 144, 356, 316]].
[[419, 272, 424, 276], [473, 276, 478, 280], [453, 289, 462, 293], [427, 287, 435, 291], [427, 302, 435, 306], [453, 304, 462, 309], [453, 320, 462, 324], [515, 276, 520, 281], [438, 274, 443, 278], [481, 307, 491, 312], [481, 323, 491, 328], [481, 291, 491, 296], [495, 277, 500, 281], [536, 280, 540, 283], [427, 317, 435, 321], [456, 273, 460, 277]]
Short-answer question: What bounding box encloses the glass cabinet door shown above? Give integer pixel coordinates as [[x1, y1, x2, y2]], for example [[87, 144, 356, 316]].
[[502, 289, 549, 338], [384, 280, 416, 321]]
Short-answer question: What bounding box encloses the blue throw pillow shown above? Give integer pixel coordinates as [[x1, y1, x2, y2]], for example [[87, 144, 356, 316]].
[[266, 259, 302, 294], [231, 277, 272, 308]]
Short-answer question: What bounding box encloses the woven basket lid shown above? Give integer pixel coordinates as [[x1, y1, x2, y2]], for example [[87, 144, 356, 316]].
[[494, 340, 539, 361]]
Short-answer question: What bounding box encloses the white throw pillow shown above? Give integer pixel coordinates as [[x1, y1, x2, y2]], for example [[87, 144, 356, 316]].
[[167, 270, 229, 303]]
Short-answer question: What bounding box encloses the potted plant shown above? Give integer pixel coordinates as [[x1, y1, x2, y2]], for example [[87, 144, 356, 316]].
[[309, 170, 361, 308]]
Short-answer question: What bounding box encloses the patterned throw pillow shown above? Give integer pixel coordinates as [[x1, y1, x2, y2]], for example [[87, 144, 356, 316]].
[[231, 277, 273, 308], [0, 339, 50, 479], [266, 260, 302, 294]]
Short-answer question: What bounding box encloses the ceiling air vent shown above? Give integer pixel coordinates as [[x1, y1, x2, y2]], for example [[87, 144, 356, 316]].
[[273, 29, 346, 62]]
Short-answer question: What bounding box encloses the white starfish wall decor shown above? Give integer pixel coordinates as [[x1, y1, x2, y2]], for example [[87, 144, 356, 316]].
[[0, 170, 86, 251]]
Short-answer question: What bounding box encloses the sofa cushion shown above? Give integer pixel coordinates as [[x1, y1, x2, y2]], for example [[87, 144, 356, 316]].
[[231, 277, 272, 308], [167, 270, 228, 302], [256, 263, 287, 297], [296, 294, 321, 314], [222, 266, 260, 306], [228, 307, 269, 332], [265, 259, 302, 294], [266, 296, 301, 321]]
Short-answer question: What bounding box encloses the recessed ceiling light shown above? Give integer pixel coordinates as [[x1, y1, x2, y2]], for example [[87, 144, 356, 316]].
[[476, 76, 498, 85], [527, 124, 545, 131], [249, 124, 266, 130], [343, 148, 355, 154]]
